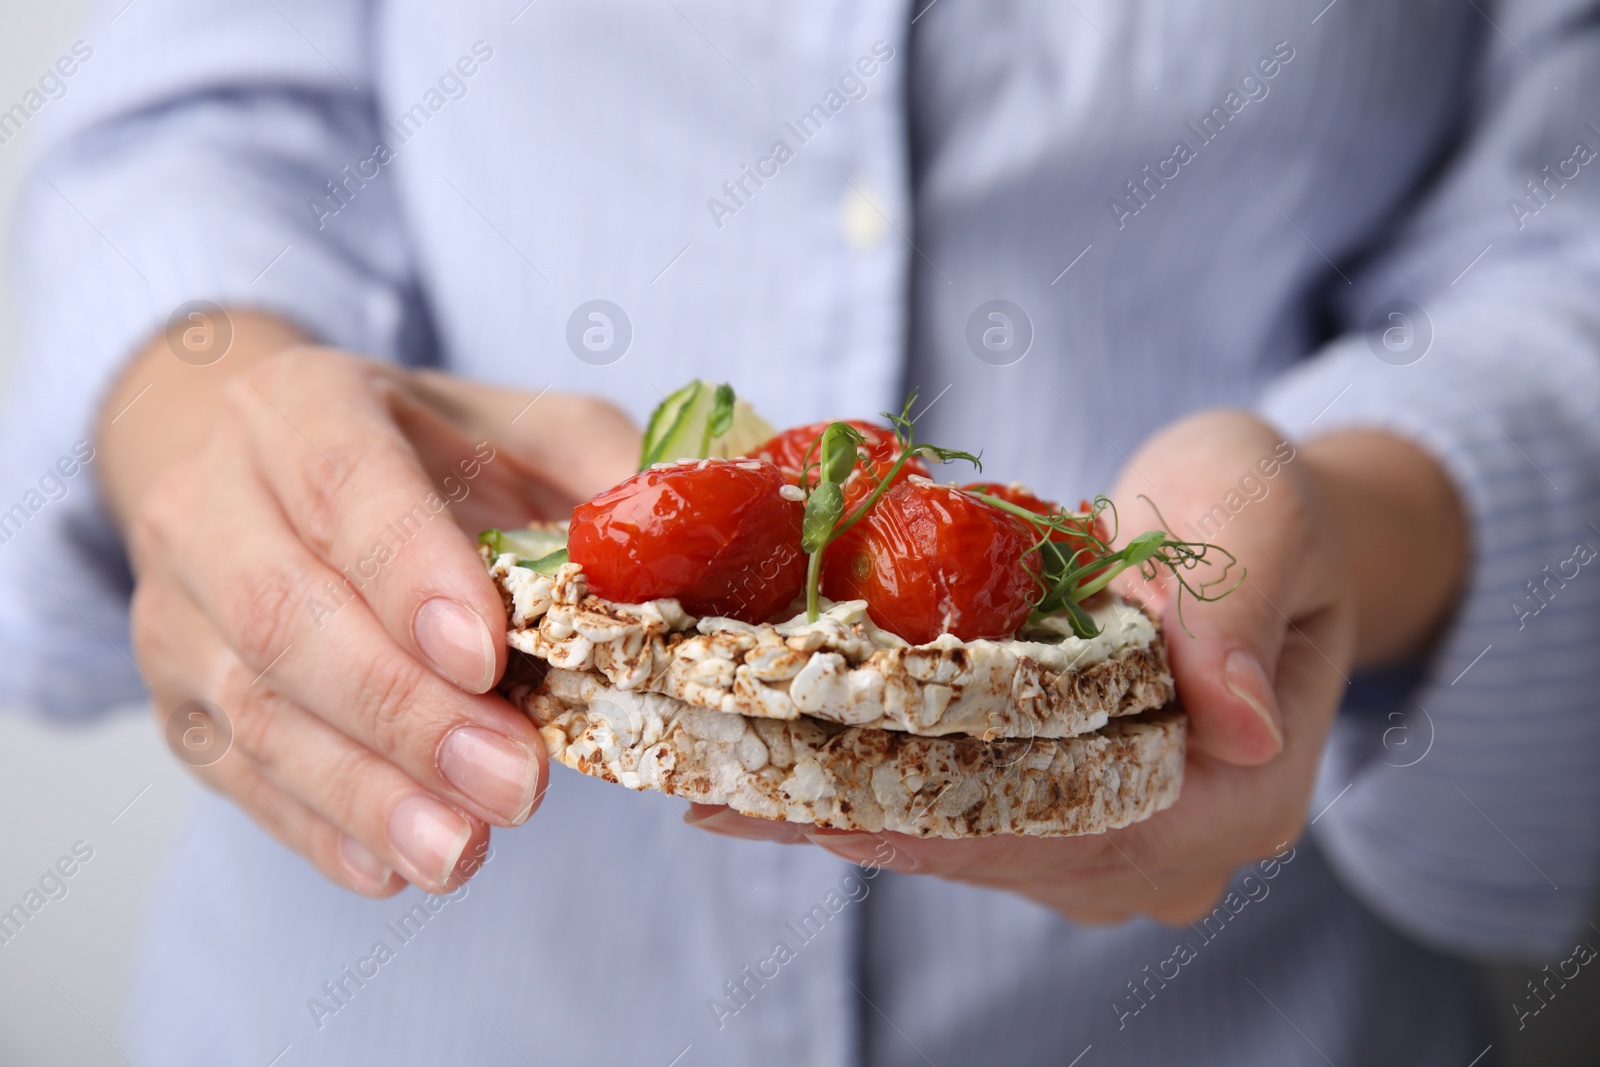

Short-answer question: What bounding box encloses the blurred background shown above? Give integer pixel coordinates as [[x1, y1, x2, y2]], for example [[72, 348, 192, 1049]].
[[0, 4, 201, 1065], [0, 3, 1595, 1064]]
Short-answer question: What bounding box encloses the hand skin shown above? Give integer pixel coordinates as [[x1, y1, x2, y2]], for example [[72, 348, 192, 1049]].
[[97, 309, 639, 896], [688, 409, 1468, 925]]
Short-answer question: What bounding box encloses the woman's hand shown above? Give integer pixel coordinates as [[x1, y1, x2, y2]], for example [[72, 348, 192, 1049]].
[[99, 312, 639, 896], [689, 409, 1466, 924]]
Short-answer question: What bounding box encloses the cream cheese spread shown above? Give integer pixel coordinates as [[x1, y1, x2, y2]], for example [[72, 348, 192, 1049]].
[[697, 596, 1154, 673]]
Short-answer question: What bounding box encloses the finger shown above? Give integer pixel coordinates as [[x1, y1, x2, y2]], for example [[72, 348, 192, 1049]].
[[1112, 416, 1346, 766], [238, 770, 406, 897], [228, 678, 492, 893], [154, 706, 403, 897], [1158, 592, 1292, 766], [1152, 549, 1353, 768], [1143, 877, 1236, 925], [230, 350, 506, 694], [145, 442, 546, 829], [803, 827, 1230, 926], [406, 371, 642, 499], [385, 389, 580, 532], [1110, 518, 1292, 766], [684, 804, 811, 844], [802, 830, 919, 872], [138, 576, 493, 892], [803, 828, 1113, 881]]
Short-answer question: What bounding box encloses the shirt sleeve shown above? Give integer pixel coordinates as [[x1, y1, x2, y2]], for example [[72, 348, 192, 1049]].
[[1260, 0, 1600, 960], [0, 0, 421, 719]]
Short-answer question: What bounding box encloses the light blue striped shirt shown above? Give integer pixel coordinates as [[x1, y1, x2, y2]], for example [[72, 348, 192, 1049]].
[[5, 1, 1600, 1063]]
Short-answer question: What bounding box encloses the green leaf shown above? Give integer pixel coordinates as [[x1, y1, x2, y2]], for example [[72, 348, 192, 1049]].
[[1028, 534, 1074, 617], [707, 383, 736, 439], [520, 548, 569, 574], [1037, 538, 1073, 581], [638, 381, 704, 470], [1123, 530, 1166, 566], [1064, 599, 1102, 639], [802, 481, 845, 554]]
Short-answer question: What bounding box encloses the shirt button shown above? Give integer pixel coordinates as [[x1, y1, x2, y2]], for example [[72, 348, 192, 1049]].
[[840, 181, 889, 251]]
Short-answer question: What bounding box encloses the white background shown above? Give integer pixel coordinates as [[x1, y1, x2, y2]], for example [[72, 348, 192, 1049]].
[[0, 3, 1593, 1065]]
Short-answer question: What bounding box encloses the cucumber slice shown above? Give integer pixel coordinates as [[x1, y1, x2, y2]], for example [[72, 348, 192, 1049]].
[[638, 380, 777, 469], [478, 527, 568, 561], [709, 395, 777, 460], [639, 381, 706, 468], [522, 548, 569, 574]]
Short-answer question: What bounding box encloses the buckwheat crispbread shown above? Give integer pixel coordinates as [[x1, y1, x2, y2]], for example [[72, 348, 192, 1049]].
[[510, 667, 1186, 838]]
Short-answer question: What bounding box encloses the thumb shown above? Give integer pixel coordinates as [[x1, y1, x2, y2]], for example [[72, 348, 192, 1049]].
[[1159, 584, 1286, 767], [1116, 493, 1351, 768], [1106, 409, 1349, 769]]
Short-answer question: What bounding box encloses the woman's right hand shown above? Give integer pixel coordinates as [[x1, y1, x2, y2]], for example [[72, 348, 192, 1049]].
[[100, 317, 639, 895]]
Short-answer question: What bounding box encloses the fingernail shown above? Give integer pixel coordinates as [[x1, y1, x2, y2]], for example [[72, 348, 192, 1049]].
[[337, 834, 393, 891], [414, 598, 495, 693], [387, 794, 472, 888], [686, 808, 808, 843], [1224, 649, 1284, 753], [440, 726, 540, 824]]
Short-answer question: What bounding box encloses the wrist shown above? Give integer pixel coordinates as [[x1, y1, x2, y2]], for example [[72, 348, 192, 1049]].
[[1301, 430, 1468, 668]]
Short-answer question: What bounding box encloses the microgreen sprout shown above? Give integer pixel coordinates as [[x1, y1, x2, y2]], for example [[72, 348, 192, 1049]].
[[796, 393, 983, 622], [817, 422, 862, 485], [965, 491, 1244, 638]]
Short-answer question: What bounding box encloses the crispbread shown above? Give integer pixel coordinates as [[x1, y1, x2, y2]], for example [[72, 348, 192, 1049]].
[[484, 553, 1175, 741], [510, 667, 1185, 838]]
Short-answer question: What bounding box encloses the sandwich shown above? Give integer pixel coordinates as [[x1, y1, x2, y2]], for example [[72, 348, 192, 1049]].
[[481, 382, 1238, 838]]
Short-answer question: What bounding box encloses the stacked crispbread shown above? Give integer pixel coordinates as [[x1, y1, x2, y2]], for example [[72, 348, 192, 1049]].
[[487, 551, 1186, 837]]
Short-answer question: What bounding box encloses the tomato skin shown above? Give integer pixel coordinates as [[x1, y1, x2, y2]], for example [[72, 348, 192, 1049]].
[[747, 420, 929, 506], [821, 479, 1040, 644], [568, 459, 805, 623]]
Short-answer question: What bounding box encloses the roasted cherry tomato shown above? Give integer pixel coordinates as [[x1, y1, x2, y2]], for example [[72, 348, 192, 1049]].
[[821, 478, 1040, 644], [568, 458, 805, 623], [747, 419, 929, 507]]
